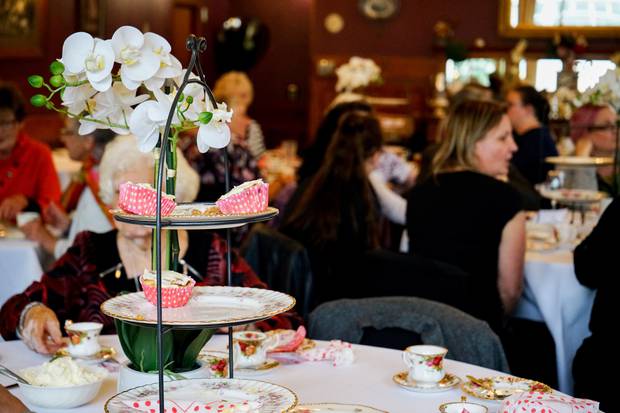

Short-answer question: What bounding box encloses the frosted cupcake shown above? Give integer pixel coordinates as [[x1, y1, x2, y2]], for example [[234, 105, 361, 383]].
[[215, 179, 269, 215], [118, 182, 176, 216], [140, 270, 195, 308]]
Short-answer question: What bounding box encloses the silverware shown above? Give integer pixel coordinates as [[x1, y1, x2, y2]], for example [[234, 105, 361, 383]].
[[0, 363, 29, 385]]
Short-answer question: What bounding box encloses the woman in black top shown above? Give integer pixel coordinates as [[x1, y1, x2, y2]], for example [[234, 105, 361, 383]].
[[407, 100, 525, 330], [282, 112, 383, 308], [572, 197, 618, 410]]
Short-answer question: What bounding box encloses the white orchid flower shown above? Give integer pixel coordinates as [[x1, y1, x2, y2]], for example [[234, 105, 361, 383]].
[[196, 102, 233, 153], [60, 71, 97, 114], [111, 26, 160, 90], [61, 32, 115, 92], [128, 89, 180, 152], [143, 33, 183, 91]]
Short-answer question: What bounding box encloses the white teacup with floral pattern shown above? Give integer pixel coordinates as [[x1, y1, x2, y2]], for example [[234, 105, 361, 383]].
[[232, 331, 275, 368], [402, 344, 448, 386], [65, 321, 103, 357]]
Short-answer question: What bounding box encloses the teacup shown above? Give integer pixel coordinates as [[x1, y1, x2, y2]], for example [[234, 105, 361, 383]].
[[65, 321, 103, 357], [16, 212, 40, 227], [439, 397, 488, 413], [402, 344, 448, 386], [232, 331, 275, 368]]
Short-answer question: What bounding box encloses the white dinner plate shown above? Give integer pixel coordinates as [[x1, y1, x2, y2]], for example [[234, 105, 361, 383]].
[[104, 378, 298, 413], [292, 403, 387, 413], [101, 286, 295, 327]]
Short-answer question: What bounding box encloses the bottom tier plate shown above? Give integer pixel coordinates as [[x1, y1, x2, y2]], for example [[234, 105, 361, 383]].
[[104, 378, 298, 413]]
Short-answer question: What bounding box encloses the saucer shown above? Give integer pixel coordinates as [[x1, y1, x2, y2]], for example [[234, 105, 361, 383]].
[[53, 346, 116, 362], [393, 371, 461, 393], [234, 359, 280, 376]]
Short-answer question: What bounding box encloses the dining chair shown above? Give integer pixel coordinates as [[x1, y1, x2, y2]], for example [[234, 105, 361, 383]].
[[308, 296, 510, 373]]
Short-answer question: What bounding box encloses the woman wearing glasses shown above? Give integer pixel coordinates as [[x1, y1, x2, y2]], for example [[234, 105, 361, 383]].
[[570, 104, 618, 194]]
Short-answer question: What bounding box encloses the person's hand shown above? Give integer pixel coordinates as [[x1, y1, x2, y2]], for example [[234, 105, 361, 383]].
[[0, 195, 28, 221], [44, 203, 70, 232], [0, 385, 27, 413], [19, 219, 57, 255], [21, 304, 63, 355]]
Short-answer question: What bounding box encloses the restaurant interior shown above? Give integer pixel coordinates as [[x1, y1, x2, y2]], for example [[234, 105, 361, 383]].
[[0, 1, 618, 412]]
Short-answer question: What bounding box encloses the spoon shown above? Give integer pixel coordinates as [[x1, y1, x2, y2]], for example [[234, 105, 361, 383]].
[[0, 363, 29, 385]]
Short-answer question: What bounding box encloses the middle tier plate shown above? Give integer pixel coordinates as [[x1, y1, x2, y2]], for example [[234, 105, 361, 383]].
[[101, 286, 295, 327]]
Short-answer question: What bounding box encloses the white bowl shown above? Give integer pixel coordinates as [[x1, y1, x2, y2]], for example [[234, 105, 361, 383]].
[[18, 375, 104, 408]]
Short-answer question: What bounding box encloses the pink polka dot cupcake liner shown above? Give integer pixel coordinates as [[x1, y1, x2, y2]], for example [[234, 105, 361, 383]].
[[140, 276, 196, 308], [215, 182, 269, 215], [118, 182, 177, 216]]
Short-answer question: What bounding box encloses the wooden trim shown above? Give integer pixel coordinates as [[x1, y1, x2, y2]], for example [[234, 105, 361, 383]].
[[0, 0, 48, 59], [498, 0, 620, 38]]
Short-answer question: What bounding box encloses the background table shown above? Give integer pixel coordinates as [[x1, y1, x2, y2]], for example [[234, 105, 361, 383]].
[[517, 249, 595, 395], [3, 335, 523, 413], [0, 237, 44, 308]]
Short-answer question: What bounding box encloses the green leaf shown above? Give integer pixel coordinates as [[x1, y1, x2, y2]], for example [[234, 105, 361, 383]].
[[49, 61, 65, 75], [49, 75, 65, 88], [27, 75, 44, 89], [198, 111, 213, 125], [181, 328, 214, 369], [30, 94, 47, 107]]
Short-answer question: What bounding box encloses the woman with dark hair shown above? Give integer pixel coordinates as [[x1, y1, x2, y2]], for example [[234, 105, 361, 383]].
[[407, 100, 525, 331], [506, 85, 558, 185], [281, 112, 383, 307]]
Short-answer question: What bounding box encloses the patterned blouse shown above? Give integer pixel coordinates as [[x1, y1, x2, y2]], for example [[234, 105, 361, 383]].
[[0, 230, 301, 339]]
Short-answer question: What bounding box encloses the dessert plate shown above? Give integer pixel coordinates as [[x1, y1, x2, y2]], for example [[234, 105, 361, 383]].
[[461, 375, 552, 400], [538, 188, 606, 204], [101, 286, 296, 327], [545, 156, 614, 167], [104, 378, 298, 413], [293, 403, 387, 413], [392, 371, 461, 393], [111, 204, 278, 229]]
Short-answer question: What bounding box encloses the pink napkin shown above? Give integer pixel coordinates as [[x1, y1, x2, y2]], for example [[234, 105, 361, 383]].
[[500, 392, 599, 413], [124, 399, 260, 412], [269, 326, 307, 352], [299, 340, 354, 366]]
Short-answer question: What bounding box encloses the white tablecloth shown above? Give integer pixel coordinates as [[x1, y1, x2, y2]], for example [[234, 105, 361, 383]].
[[3, 335, 532, 413], [516, 249, 595, 395], [0, 238, 44, 308]]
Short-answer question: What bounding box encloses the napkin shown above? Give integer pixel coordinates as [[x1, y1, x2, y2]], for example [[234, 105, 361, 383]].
[[267, 326, 306, 352], [500, 392, 599, 413], [535, 209, 569, 225], [124, 399, 261, 413], [299, 340, 354, 366]]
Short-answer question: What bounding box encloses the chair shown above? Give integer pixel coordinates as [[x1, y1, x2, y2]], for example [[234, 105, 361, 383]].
[[308, 297, 510, 372], [241, 224, 314, 319]]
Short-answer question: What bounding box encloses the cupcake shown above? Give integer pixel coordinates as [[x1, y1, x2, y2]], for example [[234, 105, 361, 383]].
[[140, 270, 195, 308], [118, 182, 176, 216], [215, 179, 269, 215]]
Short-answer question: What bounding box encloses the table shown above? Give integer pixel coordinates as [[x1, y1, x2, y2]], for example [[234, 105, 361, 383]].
[[3, 335, 524, 413], [516, 249, 595, 396], [0, 237, 44, 308]]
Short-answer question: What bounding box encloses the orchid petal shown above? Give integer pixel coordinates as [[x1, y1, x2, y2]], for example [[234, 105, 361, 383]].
[[129, 101, 159, 136], [120, 68, 142, 90], [144, 32, 171, 54], [137, 130, 161, 153], [78, 119, 98, 135], [89, 73, 112, 92], [85, 39, 115, 82], [111, 26, 144, 58], [62, 32, 93, 74], [198, 123, 231, 151], [144, 76, 165, 91], [156, 54, 182, 78], [120, 50, 160, 81]]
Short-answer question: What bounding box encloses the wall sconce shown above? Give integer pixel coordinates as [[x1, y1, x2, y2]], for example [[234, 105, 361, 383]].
[[316, 58, 335, 77]]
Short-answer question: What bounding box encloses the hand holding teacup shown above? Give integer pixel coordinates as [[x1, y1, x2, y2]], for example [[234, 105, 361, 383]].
[[64, 321, 103, 357], [402, 345, 448, 386]]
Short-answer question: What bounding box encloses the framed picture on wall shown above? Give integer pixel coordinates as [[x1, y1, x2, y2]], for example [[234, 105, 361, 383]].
[[79, 0, 106, 37], [0, 0, 47, 58]]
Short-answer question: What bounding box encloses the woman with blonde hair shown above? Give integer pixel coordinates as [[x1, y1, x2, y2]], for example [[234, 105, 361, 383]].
[[406, 100, 525, 331]]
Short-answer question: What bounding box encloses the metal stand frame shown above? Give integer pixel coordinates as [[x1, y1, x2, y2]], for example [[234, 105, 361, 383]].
[[153, 34, 235, 413]]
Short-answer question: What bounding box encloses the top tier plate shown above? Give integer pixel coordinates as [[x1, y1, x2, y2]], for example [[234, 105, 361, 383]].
[[545, 156, 614, 167], [101, 286, 295, 327], [111, 203, 278, 229]]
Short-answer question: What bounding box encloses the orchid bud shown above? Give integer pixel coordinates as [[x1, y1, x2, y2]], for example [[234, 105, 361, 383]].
[[186, 95, 194, 104], [50, 61, 65, 75], [28, 75, 44, 88], [49, 75, 65, 88], [198, 111, 213, 124], [30, 94, 47, 107]]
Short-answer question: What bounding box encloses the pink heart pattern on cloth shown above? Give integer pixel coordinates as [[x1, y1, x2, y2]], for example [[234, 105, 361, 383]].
[[119, 182, 177, 216], [123, 399, 260, 413], [216, 182, 269, 215], [500, 391, 599, 413], [141, 277, 196, 308]]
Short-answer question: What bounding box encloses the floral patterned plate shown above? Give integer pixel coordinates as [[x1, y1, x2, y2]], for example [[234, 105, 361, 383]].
[[392, 371, 461, 393], [461, 375, 552, 401], [197, 350, 229, 378], [101, 286, 296, 327], [104, 378, 298, 413], [111, 204, 278, 229], [292, 403, 387, 413]]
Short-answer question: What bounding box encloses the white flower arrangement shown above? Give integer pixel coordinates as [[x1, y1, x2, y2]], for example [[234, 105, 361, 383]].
[[334, 56, 382, 93], [550, 86, 580, 120], [28, 25, 232, 154], [579, 67, 620, 112]]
